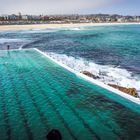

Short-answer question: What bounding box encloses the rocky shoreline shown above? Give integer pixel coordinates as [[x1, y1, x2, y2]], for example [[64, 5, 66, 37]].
[[80, 71, 138, 98]]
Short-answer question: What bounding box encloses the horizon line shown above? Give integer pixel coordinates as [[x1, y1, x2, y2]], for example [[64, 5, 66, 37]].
[[0, 13, 140, 16]]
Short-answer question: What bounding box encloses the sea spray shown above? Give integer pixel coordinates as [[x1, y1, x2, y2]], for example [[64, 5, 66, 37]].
[[46, 52, 140, 96]]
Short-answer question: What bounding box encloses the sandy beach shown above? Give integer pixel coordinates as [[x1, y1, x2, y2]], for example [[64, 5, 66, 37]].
[[0, 22, 140, 31]]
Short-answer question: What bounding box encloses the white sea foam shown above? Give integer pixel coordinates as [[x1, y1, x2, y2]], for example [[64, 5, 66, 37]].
[[69, 27, 82, 30], [19, 28, 60, 33], [0, 38, 26, 44], [61, 26, 88, 31], [46, 52, 140, 96], [63, 27, 84, 30]]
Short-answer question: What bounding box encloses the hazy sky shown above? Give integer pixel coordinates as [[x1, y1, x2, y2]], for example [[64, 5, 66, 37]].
[[0, 0, 140, 15]]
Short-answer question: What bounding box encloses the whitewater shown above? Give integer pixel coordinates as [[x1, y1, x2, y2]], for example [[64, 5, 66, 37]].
[[46, 52, 140, 96]]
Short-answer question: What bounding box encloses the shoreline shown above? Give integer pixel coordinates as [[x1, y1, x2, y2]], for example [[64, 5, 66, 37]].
[[0, 22, 140, 31]]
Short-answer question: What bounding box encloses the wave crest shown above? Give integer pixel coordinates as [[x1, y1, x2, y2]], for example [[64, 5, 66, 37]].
[[46, 52, 140, 95], [0, 38, 26, 44]]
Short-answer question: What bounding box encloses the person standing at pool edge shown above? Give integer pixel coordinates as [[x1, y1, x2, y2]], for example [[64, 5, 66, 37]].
[[7, 45, 10, 50]]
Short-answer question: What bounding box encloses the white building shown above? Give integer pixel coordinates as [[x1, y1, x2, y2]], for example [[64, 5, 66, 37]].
[[22, 15, 28, 20]]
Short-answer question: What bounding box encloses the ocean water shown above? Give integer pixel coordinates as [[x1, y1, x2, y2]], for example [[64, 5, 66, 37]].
[[0, 24, 140, 93], [0, 49, 140, 140]]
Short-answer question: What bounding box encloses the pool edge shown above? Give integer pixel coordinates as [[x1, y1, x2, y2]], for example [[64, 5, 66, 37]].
[[34, 48, 140, 106], [0, 48, 34, 52]]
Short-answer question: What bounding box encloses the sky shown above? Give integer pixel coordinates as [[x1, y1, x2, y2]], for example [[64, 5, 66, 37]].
[[0, 0, 140, 15]]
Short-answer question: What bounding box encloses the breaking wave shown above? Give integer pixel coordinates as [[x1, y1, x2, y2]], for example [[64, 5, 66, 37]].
[[46, 52, 140, 95], [0, 38, 31, 50], [62, 27, 86, 31], [18, 28, 61, 33], [0, 38, 26, 44]]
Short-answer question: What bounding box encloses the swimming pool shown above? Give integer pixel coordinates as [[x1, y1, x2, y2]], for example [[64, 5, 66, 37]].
[[0, 49, 140, 140]]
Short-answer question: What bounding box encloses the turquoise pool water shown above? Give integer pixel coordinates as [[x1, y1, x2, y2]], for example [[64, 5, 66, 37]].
[[0, 49, 140, 140]]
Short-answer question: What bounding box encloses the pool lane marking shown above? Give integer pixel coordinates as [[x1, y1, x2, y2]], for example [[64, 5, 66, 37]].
[[44, 69, 124, 140], [43, 76, 101, 140], [25, 50, 101, 140], [15, 53, 51, 131], [19, 71, 51, 131], [3, 60, 34, 140], [29, 74, 78, 140], [0, 76, 12, 140], [30, 50, 125, 140], [43, 68, 125, 140], [23, 51, 100, 140], [16, 51, 78, 140]]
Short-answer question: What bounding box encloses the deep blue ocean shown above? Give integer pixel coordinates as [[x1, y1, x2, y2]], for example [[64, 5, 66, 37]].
[[0, 24, 140, 93]]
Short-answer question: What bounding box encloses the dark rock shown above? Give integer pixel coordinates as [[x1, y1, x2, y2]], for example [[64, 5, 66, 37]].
[[108, 84, 138, 97], [80, 71, 99, 79]]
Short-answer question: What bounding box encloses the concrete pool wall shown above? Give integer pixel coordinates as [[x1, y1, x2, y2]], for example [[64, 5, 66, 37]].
[[34, 48, 140, 106]]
